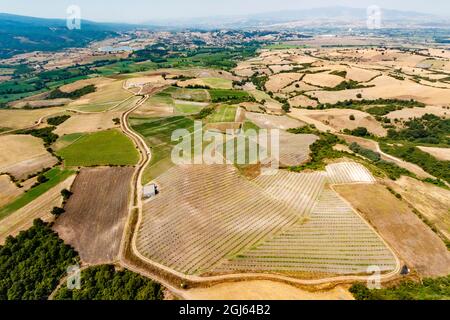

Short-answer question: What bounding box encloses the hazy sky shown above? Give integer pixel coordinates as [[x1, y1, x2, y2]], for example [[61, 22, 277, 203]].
[[1, 0, 449, 23]]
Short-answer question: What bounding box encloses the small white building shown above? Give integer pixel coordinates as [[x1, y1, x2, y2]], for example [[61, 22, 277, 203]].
[[143, 183, 158, 199]]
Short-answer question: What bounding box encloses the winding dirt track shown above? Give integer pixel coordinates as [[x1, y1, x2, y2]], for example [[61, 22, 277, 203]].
[[116, 84, 402, 297]]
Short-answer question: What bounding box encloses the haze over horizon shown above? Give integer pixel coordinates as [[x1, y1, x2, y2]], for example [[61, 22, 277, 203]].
[[1, 0, 449, 23]]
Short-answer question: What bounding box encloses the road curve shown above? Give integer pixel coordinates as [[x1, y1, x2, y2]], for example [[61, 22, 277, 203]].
[[117, 89, 402, 292]]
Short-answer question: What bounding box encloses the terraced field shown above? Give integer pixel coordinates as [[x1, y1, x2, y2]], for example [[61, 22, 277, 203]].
[[214, 188, 397, 275], [326, 162, 376, 184]]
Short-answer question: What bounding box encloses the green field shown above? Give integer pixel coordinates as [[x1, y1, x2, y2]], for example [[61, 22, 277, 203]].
[[130, 115, 196, 182], [200, 77, 233, 89], [174, 102, 206, 114], [208, 105, 237, 123], [56, 129, 139, 167], [53, 132, 86, 150], [209, 89, 251, 103], [0, 168, 75, 220]]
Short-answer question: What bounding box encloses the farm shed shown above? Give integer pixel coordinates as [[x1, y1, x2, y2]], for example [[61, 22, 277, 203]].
[[143, 183, 158, 199]]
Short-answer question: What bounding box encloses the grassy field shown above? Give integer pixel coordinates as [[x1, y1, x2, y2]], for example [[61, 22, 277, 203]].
[[53, 132, 86, 150], [56, 129, 139, 167], [209, 89, 251, 103], [129, 115, 196, 182], [0, 168, 74, 220], [172, 87, 210, 102], [174, 102, 205, 114], [208, 105, 237, 123]]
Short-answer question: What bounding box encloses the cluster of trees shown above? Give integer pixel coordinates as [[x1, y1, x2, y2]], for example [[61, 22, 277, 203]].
[[324, 80, 373, 91], [47, 84, 96, 100], [194, 107, 215, 120], [47, 115, 71, 126], [54, 265, 164, 300], [209, 89, 255, 104], [387, 113, 450, 145], [349, 142, 412, 180], [380, 143, 450, 183], [288, 126, 341, 171], [0, 219, 79, 300], [343, 127, 371, 137], [350, 275, 450, 300], [314, 98, 425, 111]]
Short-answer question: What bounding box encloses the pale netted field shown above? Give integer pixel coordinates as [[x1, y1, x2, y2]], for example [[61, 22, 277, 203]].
[[136, 162, 395, 277], [215, 188, 397, 275], [245, 112, 305, 130]]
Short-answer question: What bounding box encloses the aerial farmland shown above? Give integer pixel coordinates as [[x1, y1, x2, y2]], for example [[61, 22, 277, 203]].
[[0, 10, 449, 302]]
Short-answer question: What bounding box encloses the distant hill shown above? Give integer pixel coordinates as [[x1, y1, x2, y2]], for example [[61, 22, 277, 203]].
[[0, 13, 137, 59], [147, 6, 450, 29]]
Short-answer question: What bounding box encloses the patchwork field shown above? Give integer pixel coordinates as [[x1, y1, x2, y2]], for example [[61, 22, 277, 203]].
[[0, 168, 74, 220], [54, 167, 133, 264], [56, 129, 139, 167]]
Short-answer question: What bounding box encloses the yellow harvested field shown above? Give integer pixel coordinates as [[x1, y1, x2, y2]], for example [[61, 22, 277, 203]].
[[303, 73, 344, 88], [69, 79, 132, 108], [124, 75, 166, 89], [245, 112, 305, 130], [269, 64, 295, 73], [0, 175, 23, 208], [0, 107, 65, 130], [299, 109, 387, 137], [54, 112, 122, 135], [265, 73, 304, 92], [288, 94, 318, 108], [0, 135, 56, 178], [386, 176, 450, 240], [386, 106, 450, 120], [310, 76, 450, 105], [282, 81, 319, 94], [417, 146, 450, 161], [11, 98, 71, 109], [345, 66, 381, 82], [59, 77, 114, 92], [177, 77, 232, 89], [184, 281, 353, 300], [0, 175, 75, 244]]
